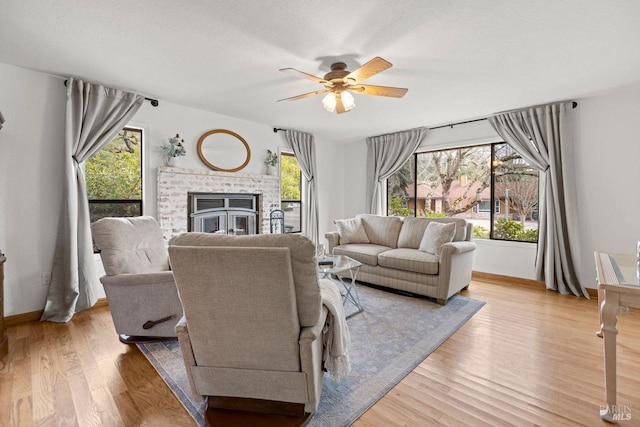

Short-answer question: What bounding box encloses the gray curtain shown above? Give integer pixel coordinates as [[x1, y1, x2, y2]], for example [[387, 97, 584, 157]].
[[41, 78, 144, 322], [489, 102, 588, 298], [366, 127, 428, 215], [284, 130, 320, 246]]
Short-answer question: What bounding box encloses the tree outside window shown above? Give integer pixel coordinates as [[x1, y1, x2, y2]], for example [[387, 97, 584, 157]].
[[85, 127, 143, 223], [492, 143, 539, 242], [280, 153, 301, 233]]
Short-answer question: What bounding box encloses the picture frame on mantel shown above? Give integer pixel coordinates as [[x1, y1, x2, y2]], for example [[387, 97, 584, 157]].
[[197, 129, 251, 173]]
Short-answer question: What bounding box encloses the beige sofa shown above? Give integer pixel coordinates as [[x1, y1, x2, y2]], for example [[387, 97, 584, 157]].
[[325, 214, 476, 304]]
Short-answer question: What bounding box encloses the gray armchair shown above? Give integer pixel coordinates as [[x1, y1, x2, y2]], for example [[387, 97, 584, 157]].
[[168, 233, 330, 417], [91, 216, 183, 343]]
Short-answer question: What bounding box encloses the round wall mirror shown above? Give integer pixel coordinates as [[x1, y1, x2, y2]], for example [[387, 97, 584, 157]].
[[197, 129, 251, 172]]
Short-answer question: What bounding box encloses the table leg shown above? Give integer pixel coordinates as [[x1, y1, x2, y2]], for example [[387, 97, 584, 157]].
[[596, 286, 604, 337], [600, 290, 619, 423], [336, 267, 363, 318]]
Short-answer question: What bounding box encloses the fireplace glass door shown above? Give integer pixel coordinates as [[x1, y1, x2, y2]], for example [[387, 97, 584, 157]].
[[188, 193, 258, 235], [228, 213, 254, 236], [194, 212, 227, 234]]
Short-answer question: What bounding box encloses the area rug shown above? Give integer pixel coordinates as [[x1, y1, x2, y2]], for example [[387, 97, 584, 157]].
[[138, 284, 485, 426]]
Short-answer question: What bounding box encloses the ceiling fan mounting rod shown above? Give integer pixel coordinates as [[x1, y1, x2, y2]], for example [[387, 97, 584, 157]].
[[324, 61, 353, 82], [324, 70, 350, 81]]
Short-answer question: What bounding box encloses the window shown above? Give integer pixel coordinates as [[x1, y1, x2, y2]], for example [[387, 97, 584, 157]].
[[85, 127, 143, 223], [387, 155, 415, 217], [492, 143, 539, 242], [386, 143, 539, 242], [474, 201, 491, 213], [280, 152, 302, 233]]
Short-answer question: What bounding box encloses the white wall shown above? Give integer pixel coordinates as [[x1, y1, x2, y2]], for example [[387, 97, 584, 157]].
[[1, 62, 345, 316], [0, 63, 66, 316], [342, 141, 367, 219], [573, 83, 640, 288], [314, 135, 345, 240]]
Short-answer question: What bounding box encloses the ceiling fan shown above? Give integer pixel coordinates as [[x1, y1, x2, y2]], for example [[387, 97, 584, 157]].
[[278, 57, 408, 114]]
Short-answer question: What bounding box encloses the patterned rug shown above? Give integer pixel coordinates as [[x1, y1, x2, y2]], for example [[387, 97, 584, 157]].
[[138, 284, 485, 426]]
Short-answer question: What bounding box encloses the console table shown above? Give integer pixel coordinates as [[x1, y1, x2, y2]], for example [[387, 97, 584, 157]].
[[0, 252, 7, 359], [594, 252, 640, 423]]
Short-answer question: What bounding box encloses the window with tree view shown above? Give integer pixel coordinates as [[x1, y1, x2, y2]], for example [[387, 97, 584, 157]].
[[85, 127, 143, 223], [280, 153, 302, 233], [387, 143, 539, 242]]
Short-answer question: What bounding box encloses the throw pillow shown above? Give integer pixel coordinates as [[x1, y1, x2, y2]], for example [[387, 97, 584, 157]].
[[418, 222, 456, 256], [335, 217, 370, 244]]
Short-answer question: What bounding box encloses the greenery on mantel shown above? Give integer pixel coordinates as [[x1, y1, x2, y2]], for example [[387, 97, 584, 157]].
[[162, 134, 186, 158]]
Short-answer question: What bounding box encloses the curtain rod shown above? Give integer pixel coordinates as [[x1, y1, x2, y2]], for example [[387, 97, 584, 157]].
[[429, 117, 487, 131], [430, 101, 577, 131], [63, 80, 159, 107], [273, 127, 286, 133]]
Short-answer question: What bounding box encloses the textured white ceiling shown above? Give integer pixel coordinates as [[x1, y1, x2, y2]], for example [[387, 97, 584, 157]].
[[1, 0, 639, 141]]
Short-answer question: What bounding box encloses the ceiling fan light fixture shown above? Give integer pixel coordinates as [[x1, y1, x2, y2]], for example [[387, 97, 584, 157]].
[[322, 91, 356, 113], [322, 92, 337, 112], [341, 91, 356, 111]]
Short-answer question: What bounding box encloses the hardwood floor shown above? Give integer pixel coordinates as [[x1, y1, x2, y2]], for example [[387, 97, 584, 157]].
[[1, 280, 638, 426]]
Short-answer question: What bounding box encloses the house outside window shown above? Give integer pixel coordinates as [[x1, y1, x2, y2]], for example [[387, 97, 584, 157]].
[[387, 142, 539, 243], [280, 152, 302, 233], [85, 127, 143, 224]]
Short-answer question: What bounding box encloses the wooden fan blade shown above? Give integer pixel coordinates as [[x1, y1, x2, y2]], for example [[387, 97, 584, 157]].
[[277, 89, 328, 102], [350, 84, 408, 98], [346, 57, 392, 83], [279, 68, 327, 84]]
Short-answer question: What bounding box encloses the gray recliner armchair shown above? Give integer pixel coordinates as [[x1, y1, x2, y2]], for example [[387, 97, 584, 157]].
[[91, 216, 183, 343], [168, 233, 335, 417]]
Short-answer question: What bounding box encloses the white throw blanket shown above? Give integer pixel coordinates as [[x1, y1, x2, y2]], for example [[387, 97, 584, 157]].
[[319, 279, 351, 382]]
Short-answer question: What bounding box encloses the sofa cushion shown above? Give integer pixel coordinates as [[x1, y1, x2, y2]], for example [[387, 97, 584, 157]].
[[398, 217, 468, 249], [356, 214, 403, 248], [91, 216, 170, 275], [169, 233, 321, 328], [419, 222, 456, 255], [333, 244, 391, 266], [378, 248, 440, 275], [334, 217, 370, 244]]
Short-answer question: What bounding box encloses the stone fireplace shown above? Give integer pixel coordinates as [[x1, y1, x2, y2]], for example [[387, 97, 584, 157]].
[[157, 166, 280, 241]]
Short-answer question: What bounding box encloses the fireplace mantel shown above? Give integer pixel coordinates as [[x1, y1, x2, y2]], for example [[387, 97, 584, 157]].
[[157, 167, 280, 240]]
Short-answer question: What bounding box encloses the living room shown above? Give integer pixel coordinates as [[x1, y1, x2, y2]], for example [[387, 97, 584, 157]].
[[1, 1, 640, 425]]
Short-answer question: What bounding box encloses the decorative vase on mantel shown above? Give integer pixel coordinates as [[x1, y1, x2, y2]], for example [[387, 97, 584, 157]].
[[161, 134, 186, 168], [266, 165, 276, 175], [164, 156, 178, 167]]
